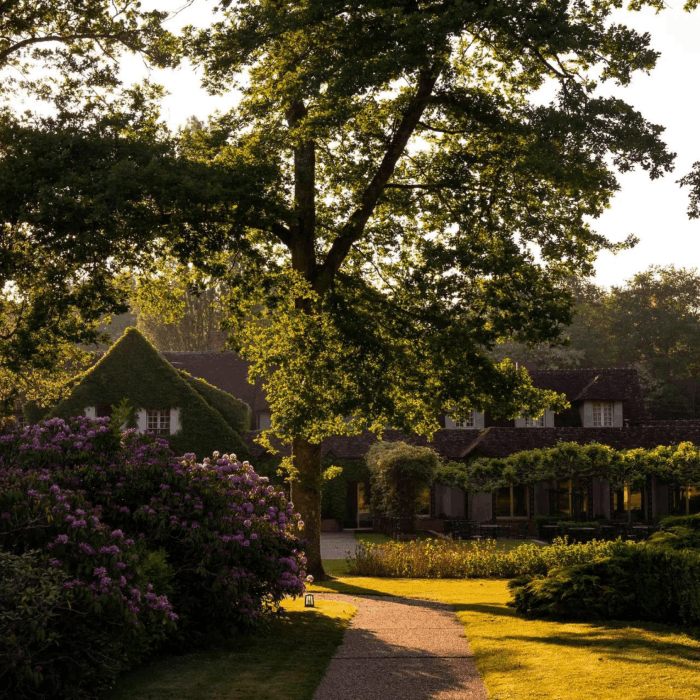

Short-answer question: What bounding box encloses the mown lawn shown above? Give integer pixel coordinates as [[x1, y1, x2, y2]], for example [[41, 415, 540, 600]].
[[103, 598, 355, 700], [309, 576, 700, 700]]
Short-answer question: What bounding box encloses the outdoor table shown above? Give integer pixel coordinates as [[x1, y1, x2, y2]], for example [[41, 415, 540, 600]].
[[569, 527, 596, 542], [479, 524, 499, 537]]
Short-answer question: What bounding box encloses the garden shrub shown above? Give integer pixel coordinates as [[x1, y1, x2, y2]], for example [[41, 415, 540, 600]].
[[508, 545, 700, 626], [366, 442, 439, 525], [0, 416, 306, 694], [658, 513, 700, 531], [0, 470, 175, 700], [0, 416, 306, 637], [647, 513, 700, 551], [349, 537, 623, 578]]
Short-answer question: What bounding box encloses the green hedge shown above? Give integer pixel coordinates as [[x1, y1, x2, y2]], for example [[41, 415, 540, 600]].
[[509, 545, 700, 626], [180, 371, 252, 435]]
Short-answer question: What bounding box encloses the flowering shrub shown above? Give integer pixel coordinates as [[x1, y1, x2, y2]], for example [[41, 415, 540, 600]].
[[0, 467, 175, 699], [348, 537, 626, 578], [0, 417, 306, 639]]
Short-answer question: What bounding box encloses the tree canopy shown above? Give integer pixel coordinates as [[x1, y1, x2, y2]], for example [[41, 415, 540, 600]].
[[169, 0, 691, 576], [2, 0, 699, 577]]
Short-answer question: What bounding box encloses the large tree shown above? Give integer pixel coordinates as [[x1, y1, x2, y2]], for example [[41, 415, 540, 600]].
[[608, 266, 700, 419], [174, 0, 688, 578], [0, 0, 182, 404]]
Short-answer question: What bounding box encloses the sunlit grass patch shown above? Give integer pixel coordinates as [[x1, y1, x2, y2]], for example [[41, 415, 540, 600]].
[[307, 576, 700, 700], [103, 599, 355, 700]]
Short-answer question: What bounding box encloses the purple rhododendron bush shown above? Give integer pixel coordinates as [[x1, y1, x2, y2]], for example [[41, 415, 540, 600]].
[[0, 416, 306, 700]]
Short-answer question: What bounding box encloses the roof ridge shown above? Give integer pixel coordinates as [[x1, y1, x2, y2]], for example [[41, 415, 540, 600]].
[[573, 373, 601, 401], [531, 367, 636, 373]]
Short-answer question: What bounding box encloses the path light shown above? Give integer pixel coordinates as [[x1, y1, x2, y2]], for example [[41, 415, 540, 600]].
[[305, 574, 315, 607]]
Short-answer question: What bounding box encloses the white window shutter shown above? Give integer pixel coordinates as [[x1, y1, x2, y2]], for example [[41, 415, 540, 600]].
[[136, 409, 148, 433], [170, 408, 181, 434]]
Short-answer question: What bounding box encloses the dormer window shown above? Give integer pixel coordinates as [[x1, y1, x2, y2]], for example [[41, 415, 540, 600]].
[[147, 410, 171, 435], [592, 402, 613, 427], [445, 410, 480, 429], [454, 411, 475, 429]]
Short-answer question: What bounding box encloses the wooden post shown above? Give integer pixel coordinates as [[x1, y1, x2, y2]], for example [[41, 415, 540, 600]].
[[626, 483, 632, 525]]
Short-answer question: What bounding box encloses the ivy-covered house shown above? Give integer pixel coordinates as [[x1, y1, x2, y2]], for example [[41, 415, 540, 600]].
[[52, 328, 251, 459]]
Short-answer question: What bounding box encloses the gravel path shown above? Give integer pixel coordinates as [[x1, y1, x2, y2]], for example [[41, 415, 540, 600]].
[[320, 532, 359, 560], [312, 593, 488, 700]]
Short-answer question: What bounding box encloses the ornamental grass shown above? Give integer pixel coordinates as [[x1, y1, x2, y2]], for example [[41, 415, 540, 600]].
[[348, 536, 625, 578]]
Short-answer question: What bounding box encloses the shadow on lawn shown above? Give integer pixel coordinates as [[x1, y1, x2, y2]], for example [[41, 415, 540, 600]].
[[502, 622, 700, 670], [103, 609, 351, 700]]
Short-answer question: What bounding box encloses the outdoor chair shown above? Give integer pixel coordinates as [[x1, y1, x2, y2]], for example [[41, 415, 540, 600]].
[[510, 522, 529, 539]]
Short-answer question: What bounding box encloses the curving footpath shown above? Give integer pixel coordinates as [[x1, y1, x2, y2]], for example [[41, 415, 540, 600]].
[[312, 593, 488, 700]]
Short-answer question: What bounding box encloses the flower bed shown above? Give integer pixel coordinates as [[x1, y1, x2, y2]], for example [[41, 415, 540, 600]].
[[348, 537, 625, 578]]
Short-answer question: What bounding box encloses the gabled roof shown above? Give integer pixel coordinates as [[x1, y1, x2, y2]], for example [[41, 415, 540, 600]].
[[528, 368, 647, 423], [53, 328, 249, 459], [162, 351, 269, 412], [246, 419, 700, 465]]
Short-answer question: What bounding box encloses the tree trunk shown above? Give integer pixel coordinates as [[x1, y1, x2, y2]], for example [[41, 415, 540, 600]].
[[291, 436, 326, 580]]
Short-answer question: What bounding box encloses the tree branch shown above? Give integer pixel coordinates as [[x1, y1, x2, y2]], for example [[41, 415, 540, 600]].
[[315, 66, 441, 291], [0, 32, 136, 64]]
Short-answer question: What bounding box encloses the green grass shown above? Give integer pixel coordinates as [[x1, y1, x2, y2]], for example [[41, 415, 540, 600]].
[[309, 576, 700, 700], [103, 599, 355, 700]]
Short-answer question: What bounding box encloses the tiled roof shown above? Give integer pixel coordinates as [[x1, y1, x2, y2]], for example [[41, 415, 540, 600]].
[[158, 353, 646, 426], [245, 421, 700, 465], [528, 368, 647, 424], [162, 351, 269, 412]]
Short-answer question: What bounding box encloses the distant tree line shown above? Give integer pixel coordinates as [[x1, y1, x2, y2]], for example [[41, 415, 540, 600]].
[[494, 266, 700, 420]]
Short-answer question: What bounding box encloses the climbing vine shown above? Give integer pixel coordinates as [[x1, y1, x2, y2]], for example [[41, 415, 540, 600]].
[[436, 441, 700, 492]]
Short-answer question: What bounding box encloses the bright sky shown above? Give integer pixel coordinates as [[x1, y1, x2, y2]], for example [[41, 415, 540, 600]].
[[124, 2, 700, 289]]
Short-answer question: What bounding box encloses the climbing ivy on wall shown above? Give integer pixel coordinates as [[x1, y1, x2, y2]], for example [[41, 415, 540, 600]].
[[320, 458, 370, 523]]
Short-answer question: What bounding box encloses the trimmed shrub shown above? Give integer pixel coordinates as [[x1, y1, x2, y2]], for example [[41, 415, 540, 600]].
[[508, 545, 700, 626], [349, 537, 623, 578], [366, 442, 439, 525]]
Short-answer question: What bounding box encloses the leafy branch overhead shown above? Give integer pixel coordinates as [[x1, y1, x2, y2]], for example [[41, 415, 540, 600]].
[[178, 0, 677, 445]]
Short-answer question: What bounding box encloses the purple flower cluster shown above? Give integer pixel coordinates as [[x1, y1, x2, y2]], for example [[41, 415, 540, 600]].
[[0, 415, 306, 639]]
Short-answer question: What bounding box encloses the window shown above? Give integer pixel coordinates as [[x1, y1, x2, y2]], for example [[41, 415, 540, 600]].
[[96, 404, 112, 418], [452, 410, 475, 429], [257, 411, 272, 430], [592, 402, 613, 427], [523, 414, 545, 427], [13, 413, 26, 429], [496, 484, 529, 518], [146, 410, 170, 435]]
